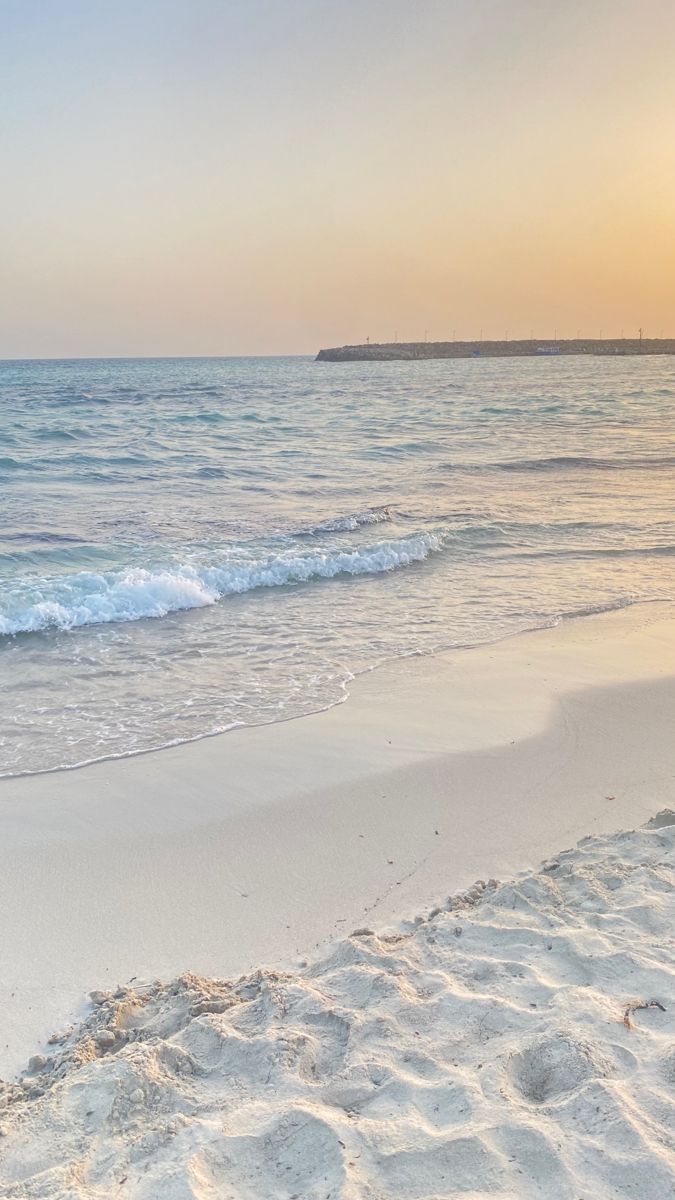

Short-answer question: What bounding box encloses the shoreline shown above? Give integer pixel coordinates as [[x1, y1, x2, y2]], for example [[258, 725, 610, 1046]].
[[0, 598, 664, 784], [2, 602, 675, 1080]]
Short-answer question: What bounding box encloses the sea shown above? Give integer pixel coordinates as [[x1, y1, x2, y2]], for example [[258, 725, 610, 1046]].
[[2, 353, 675, 777]]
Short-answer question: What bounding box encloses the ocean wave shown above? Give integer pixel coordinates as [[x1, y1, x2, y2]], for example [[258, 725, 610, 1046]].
[[34, 427, 82, 443], [435, 454, 675, 476], [195, 466, 227, 478], [503, 543, 675, 561], [305, 506, 395, 534], [489, 454, 675, 472], [556, 596, 638, 620], [0, 531, 440, 636]]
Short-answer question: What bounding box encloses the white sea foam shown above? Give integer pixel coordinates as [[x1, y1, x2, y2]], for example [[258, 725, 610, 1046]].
[[0, 532, 440, 635]]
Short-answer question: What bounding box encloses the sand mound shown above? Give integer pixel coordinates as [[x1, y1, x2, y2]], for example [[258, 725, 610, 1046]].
[[3, 817, 675, 1198]]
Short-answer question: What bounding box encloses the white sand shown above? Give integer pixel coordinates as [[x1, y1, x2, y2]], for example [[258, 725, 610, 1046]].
[[3, 602, 675, 1193], [3, 602, 675, 1082], [3, 814, 675, 1198]]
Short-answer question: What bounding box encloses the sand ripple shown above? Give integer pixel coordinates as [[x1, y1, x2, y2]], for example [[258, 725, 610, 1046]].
[[3, 816, 675, 1198]]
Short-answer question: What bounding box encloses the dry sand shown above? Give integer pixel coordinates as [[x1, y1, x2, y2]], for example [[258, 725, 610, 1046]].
[[3, 816, 675, 1198], [2, 602, 675, 1194]]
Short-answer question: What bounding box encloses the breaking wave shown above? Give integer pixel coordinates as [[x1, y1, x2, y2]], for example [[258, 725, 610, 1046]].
[[304, 506, 395, 534], [0, 531, 441, 636]]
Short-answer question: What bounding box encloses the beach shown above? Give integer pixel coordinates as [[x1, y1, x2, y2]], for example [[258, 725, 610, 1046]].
[[5, 0, 675, 1192], [3, 602, 675, 1194]]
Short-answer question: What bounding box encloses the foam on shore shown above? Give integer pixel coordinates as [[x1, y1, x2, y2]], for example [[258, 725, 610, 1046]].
[[3, 816, 675, 1199], [0, 529, 439, 635]]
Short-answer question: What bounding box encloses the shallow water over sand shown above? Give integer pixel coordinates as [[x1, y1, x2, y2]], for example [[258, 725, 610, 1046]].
[[2, 353, 675, 774]]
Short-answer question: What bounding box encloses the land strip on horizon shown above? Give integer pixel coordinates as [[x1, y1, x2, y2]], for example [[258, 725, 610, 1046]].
[[316, 337, 675, 361]]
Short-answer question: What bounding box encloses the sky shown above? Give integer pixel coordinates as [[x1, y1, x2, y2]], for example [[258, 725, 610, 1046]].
[[1, 0, 675, 357]]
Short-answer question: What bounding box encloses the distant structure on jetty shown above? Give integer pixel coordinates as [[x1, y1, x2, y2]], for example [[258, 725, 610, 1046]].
[[316, 337, 675, 362]]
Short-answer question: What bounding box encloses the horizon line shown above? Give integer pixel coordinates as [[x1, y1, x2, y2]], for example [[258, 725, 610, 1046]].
[[2, 335, 673, 364], [0, 353, 316, 364]]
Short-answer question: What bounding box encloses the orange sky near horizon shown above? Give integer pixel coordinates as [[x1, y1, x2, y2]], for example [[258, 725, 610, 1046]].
[[1, 0, 674, 357]]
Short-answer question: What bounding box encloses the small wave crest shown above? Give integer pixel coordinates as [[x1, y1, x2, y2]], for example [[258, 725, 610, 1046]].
[[556, 597, 637, 621], [305, 506, 395, 534], [0, 530, 440, 636], [436, 454, 675, 476], [490, 454, 675, 473]]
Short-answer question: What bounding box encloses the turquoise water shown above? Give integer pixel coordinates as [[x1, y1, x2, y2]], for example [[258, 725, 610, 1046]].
[[2, 353, 675, 775]]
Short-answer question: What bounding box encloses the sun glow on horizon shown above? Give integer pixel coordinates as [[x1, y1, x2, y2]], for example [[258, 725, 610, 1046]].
[[1, 0, 675, 358]]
